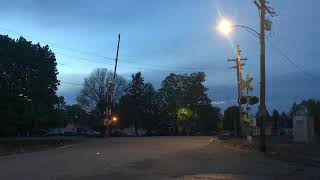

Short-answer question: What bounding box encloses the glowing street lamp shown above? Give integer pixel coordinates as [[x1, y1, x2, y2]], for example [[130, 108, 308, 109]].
[[217, 18, 260, 38], [112, 116, 117, 123], [217, 18, 234, 36]]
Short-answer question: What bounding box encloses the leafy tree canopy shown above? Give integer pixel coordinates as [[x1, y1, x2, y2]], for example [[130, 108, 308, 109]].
[[0, 35, 62, 135]]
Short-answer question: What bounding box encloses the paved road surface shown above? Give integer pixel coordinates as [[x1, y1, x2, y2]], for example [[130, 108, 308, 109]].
[[0, 137, 318, 180]]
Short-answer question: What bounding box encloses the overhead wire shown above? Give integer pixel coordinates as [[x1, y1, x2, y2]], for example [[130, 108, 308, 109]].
[[0, 25, 211, 71], [267, 39, 315, 79], [3, 23, 313, 88], [235, 23, 315, 79]]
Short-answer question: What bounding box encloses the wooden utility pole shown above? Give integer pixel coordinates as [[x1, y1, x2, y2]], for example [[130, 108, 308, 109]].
[[113, 34, 121, 83], [228, 44, 247, 137], [259, 0, 267, 152], [254, 0, 276, 152], [105, 34, 121, 137]]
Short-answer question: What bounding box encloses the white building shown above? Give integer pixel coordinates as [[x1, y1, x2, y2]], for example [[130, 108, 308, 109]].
[[293, 108, 314, 143]]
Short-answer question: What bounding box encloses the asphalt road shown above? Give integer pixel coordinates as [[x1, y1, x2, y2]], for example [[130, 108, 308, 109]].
[[0, 137, 318, 180]]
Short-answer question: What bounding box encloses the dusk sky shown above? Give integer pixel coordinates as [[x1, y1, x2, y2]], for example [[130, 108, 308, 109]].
[[1, 0, 319, 112]]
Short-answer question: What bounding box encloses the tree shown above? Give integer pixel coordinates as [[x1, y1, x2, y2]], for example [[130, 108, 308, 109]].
[[177, 107, 193, 135], [289, 102, 301, 119], [76, 68, 127, 120], [0, 35, 62, 136], [126, 72, 145, 135], [197, 105, 221, 134], [64, 104, 99, 128], [280, 112, 290, 128], [255, 108, 271, 126], [141, 83, 160, 131], [271, 109, 280, 128], [223, 106, 240, 132], [117, 72, 159, 135], [157, 72, 213, 135]]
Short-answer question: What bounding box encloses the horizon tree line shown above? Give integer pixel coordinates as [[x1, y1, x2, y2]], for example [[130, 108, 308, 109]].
[[0, 35, 319, 136]]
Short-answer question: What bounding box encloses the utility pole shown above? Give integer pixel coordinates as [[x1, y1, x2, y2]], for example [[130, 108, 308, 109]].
[[228, 44, 247, 137], [259, 0, 267, 153], [105, 34, 121, 137], [254, 0, 276, 152]]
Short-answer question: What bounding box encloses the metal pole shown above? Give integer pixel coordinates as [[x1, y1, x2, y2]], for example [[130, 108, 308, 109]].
[[259, 0, 267, 152]]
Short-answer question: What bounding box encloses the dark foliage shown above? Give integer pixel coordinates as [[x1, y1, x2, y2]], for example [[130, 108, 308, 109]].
[[223, 106, 241, 132], [0, 35, 62, 136]]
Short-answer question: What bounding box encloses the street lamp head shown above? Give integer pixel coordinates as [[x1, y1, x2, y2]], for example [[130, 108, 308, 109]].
[[112, 116, 117, 122], [217, 18, 234, 36]]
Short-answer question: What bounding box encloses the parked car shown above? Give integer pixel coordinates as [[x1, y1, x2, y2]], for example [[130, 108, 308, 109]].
[[45, 128, 64, 136], [112, 129, 128, 137], [83, 130, 101, 137], [30, 129, 48, 137]]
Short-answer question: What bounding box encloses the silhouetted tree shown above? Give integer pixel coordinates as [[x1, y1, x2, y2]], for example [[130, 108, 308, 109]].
[[280, 112, 291, 128], [271, 109, 280, 128], [197, 105, 221, 135], [157, 72, 212, 135], [0, 35, 62, 136], [117, 72, 159, 135], [65, 104, 99, 128], [76, 68, 127, 120], [223, 106, 240, 132]]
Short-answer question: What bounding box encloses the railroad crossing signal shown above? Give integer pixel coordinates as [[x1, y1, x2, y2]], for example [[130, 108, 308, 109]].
[[241, 75, 253, 92]]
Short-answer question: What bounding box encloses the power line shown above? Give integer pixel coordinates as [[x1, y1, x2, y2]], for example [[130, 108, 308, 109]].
[[0, 25, 116, 60], [55, 51, 206, 72], [55, 53, 202, 73], [267, 40, 315, 79], [0, 25, 213, 71]]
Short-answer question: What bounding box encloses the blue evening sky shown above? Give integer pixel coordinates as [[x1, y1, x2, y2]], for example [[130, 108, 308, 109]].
[[1, 0, 319, 111]]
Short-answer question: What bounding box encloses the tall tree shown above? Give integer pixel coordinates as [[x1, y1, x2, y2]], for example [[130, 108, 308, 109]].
[[271, 109, 280, 128], [223, 106, 240, 132], [141, 83, 159, 131], [117, 72, 145, 135], [128, 72, 145, 135], [117, 73, 161, 135], [76, 68, 127, 119], [0, 35, 62, 136], [198, 105, 221, 134], [157, 72, 213, 135], [280, 112, 291, 128]]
